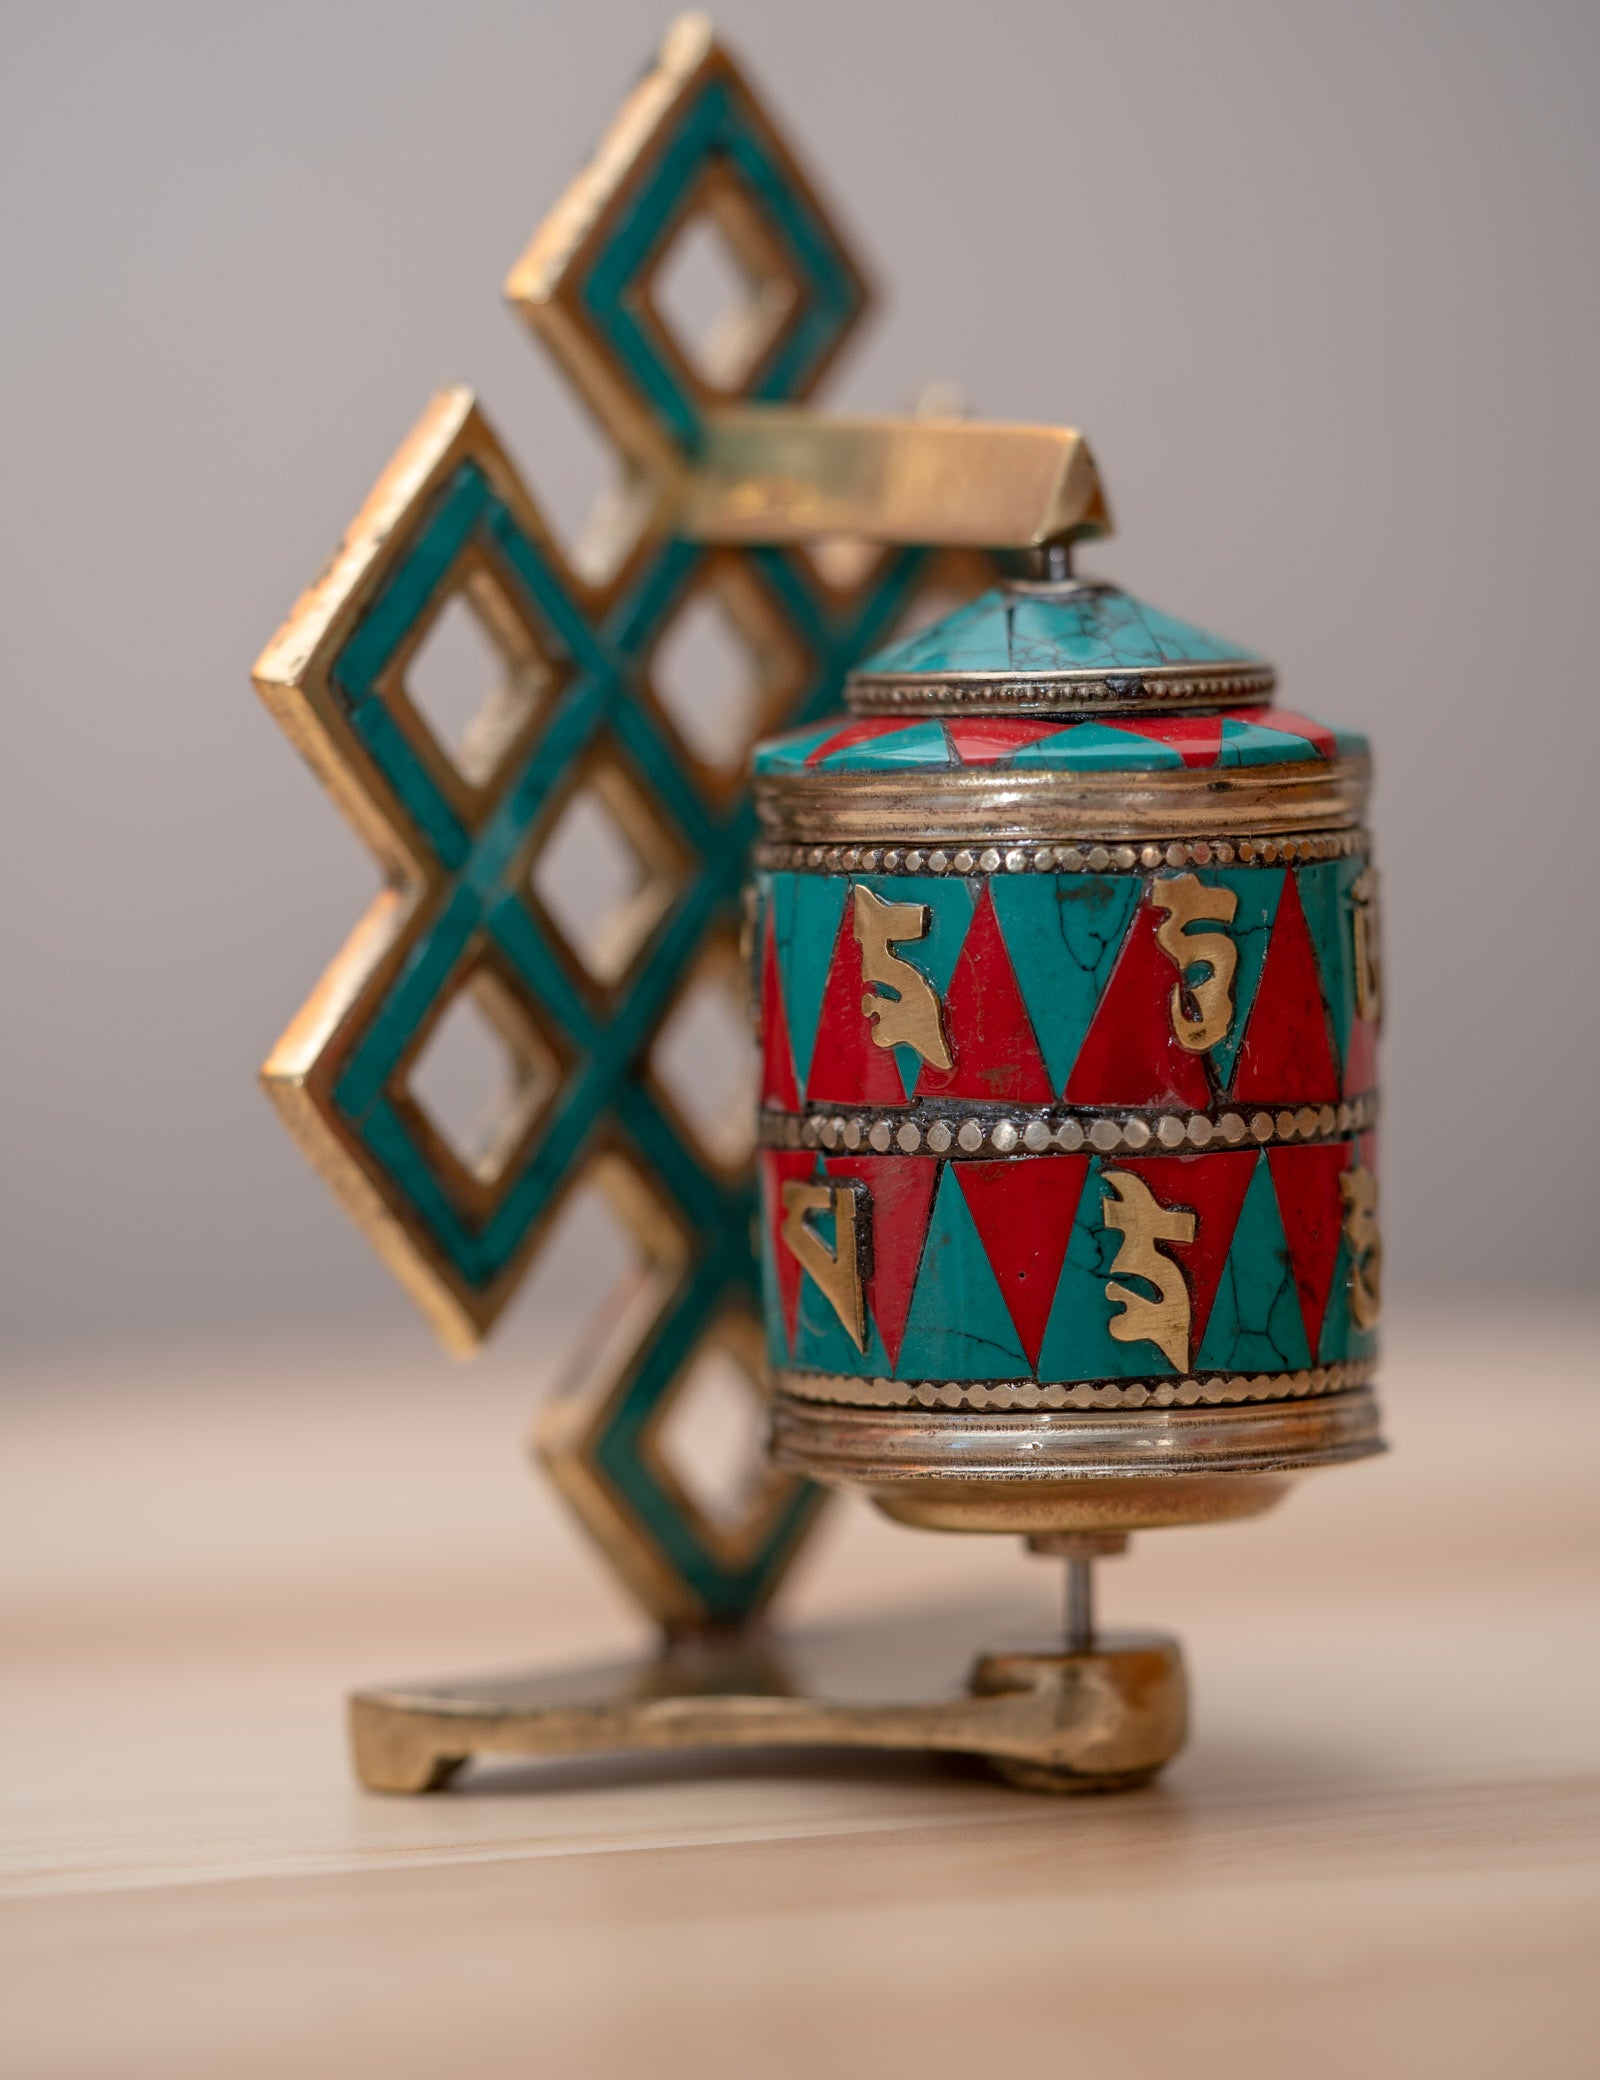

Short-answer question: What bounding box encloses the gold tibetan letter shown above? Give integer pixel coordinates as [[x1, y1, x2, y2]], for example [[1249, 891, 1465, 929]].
[[1101, 1169, 1197, 1370], [1152, 874, 1239, 1053], [852, 885, 952, 1070], [780, 1178, 871, 1351], [1339, 1166, 1382, 1330]]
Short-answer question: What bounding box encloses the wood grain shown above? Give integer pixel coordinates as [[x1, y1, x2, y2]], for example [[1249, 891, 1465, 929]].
[[2, 1305, 1597, 2078]]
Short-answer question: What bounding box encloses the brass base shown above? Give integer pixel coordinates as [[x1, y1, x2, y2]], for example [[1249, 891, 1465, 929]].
[[349, 1608, 1186, 1798], [771, 1386, 1384, 1534]]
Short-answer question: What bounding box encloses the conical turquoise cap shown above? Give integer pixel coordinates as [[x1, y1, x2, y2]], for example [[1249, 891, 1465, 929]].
[[855, 580, 1265, 686]]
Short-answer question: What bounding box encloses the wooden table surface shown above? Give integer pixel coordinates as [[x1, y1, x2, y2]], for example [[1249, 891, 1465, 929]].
[[4, 1305, 1597, 2078]]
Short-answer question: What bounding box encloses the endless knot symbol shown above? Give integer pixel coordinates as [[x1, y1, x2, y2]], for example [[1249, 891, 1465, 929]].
[[254, 18, 993, 1624]]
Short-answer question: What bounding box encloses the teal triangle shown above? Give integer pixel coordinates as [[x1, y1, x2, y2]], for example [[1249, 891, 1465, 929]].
[[752, 719, 839, 774], [1009, 721, 1185, 771], [1317, 1232, 1378, 1367], [773, 873, 849, 1091], [896, 1164, 1029, 1380], [790, 1171, 892, 1377], [1196, 1152, 1312, 1373], [1193, 867, 1284, 1086], [990, 875, 1142, 1094], [1037, 1157, 1161, 1379], [1218, 718, 1318, 767], [817, 721, 953, 771], [847, 874, 977, 1099], [1299, 855, 1365, 1071]]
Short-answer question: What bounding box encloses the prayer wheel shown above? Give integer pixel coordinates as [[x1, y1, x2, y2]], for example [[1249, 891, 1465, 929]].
[[750, 573, 1383, 1538]]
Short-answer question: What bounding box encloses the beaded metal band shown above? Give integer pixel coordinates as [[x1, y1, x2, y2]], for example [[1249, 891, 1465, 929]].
[[760, 1092, 1378, 1159], [753, 828, 1367, 877], [846, 663, 1277, 716], [775, 1361, 1373, 1413]]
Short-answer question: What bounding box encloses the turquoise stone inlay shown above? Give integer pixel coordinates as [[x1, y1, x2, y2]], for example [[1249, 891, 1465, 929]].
[[1318, 1231, 1377, 1369], [1300, 853, 1369, 1071], [752, 710, 1367, 777], [814, 720, 953, 771], [770, 872, 850, 1091], [1217, 717, 1319, 766], [1195, 1152, 1312, 1374], [895, 1165, 1029, 1381], [855, 581, 1262, 681], [1037, 1156, 1168, 1381], [989, 874, 1143, 1094], [579, 75, 866, 453], [1007, 720, 1184, 770]]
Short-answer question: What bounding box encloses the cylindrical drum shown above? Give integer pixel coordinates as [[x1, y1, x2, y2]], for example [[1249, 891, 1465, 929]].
[[748, 577, 1383, 1535]]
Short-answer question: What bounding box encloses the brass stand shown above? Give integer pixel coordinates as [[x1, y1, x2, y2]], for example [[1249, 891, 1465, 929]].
[[350, 1551, 1187, 1797]]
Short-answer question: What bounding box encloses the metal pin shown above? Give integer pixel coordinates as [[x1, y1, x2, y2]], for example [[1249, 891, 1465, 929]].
[[1028, 1530, 1129, 1653], [1065, 1555, 1094, 1653]]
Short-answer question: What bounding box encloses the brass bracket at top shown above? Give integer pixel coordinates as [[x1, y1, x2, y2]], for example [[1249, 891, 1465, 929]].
[[679, 407, 1112, 550]]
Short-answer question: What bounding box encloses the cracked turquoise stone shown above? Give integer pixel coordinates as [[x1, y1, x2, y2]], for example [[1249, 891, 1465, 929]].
[[854, 580, 1262, 681]]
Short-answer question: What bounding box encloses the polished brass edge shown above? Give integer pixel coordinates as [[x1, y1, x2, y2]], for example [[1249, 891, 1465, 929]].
[[683, 411, 1111, 550], [770, 1384, 1386, 1482], [847, 663, 1275, 715], [753, 827, 1368, 876], [751, 759, 1371, 845], [759, 1093, 1377, 1158], [775, 1362, 1374, 1413]]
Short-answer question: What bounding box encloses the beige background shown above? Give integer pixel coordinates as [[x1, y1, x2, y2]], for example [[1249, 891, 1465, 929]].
[[3, 0, 1597, 1349]]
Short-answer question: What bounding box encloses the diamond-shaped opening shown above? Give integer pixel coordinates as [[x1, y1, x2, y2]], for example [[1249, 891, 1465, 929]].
[[498, 348, 664, 590], [646, 167, 800, 393], [649, 937, 757, 1176], [652, 1328, 775, 1541], [528, 748, 686, 989], [401, 557, 563, 791], [401, 961, 563, 1194], [650, 560, 809, 790], [798, 535, 887, 600], [504, 1153, 686, 1396]]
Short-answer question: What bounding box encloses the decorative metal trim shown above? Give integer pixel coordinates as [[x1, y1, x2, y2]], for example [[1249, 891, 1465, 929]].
[[752, 757, 1371, 847], [754, 828, 1369, 877], [846, 663, 1277, 716], [760, 1093, 1379, 1158], [775, 1361, 1375, 1412]]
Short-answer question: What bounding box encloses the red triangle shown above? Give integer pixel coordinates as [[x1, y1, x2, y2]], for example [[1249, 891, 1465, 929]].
[[946, 718, 1066, 765], [1230, 875, 1341, 1104], [1101, 714, 1224, 768], [803, 717, 916, 766], [1065, 900, 1215, 1109], [1114, 1152, 1258, 1358], [1268, 1143, 1352, 1354], [761, 1151, 815, 1358], [759, 910, 800, 1111], [956, 1156, 1088, 1371], [1344, 1013, 1378, 1098], [804, 900, 909, 1107], [914, 884, 1055, 1103], [826, 1154, 940, 1370]]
